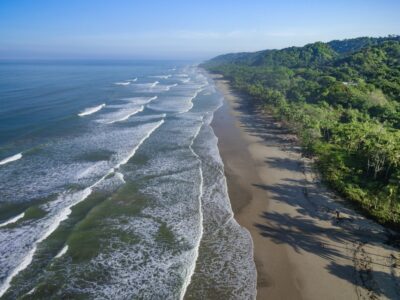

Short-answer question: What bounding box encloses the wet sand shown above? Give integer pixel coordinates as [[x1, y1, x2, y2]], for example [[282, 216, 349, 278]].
[[210, 75, 400, 300]]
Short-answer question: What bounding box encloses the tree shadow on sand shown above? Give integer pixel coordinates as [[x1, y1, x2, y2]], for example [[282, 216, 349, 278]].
[[264, 157, 304, 173], [226, 86, 301, 150], [255, 211, 348, 260], [253, 180, 390, 245], [326, 261, 400, 299], [253, 181, 399, 299]]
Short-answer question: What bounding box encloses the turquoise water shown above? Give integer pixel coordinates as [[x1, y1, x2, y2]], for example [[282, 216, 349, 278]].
[[0, 61, 256, 299]]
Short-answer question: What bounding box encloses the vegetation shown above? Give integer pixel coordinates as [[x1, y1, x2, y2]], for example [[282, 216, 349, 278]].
[[202, 36, 400, 227]]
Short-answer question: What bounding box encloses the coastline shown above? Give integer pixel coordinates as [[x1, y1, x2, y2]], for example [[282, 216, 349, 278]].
[[210, 75, 400, 300]]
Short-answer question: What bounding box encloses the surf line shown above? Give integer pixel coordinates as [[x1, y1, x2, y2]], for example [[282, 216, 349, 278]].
[[78, 104, 106, 117], [166, 83, 178, 91], [0, 119, 165, 298], [105, 94, 159, 124], [150, 81, 159, 88], [179, 117, 205, 300], [150, 75, 171, 79], [178, 88, 204, 115], [0, 153, 22, 166], [0, 212, 25, 228], [105, 106, 145, 124], [55, 245, 68, 258], [147, 96, 158, 103]]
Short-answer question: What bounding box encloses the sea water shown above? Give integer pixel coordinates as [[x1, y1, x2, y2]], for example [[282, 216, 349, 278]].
[[0, 60, 256, 299]]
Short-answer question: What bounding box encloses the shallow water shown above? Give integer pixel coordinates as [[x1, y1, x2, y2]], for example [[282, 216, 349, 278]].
[[0, 61, 256, 299]]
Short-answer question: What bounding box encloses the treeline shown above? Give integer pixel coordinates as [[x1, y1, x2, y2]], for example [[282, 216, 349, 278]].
[[202, 36, 400, 226]]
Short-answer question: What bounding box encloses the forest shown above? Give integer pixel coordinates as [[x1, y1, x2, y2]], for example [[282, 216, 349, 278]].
[[202, 36, 400, 227]]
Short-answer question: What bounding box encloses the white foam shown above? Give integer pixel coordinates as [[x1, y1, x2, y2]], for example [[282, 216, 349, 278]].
[[121, 96, 158, 104], [185, 101, 257, 298], [78, 104, 106, 117], [0, 189, 89, 298], [85, 216, 184, 298], [27, 287, 35, 295], [119, 119, 164, 166], [129, 78, 138, 82], [98, 97, 158, 124], [150, 81, 159, 88], [0, 119, 165, 298], [147, 96, 158, 102], [0, 212, 25, 228], [180, 102, 194, 114], [105, 106, 145, 124], [131, 82, 164, 92], [147, 92, 199, 114], [178, 89, 203, 114], [115, 172, 125, 184], [166, 83, 178, 91], [114, 82, 130, 86], [76, 162, 105, 180], [0, 153, 22, 166], [55, 245, 68, 258], [179, 118, 204, 300], [151, 75, 171, 79]]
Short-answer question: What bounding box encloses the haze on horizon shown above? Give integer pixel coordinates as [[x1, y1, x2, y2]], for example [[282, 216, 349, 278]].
[[0, 0, 399, 60]]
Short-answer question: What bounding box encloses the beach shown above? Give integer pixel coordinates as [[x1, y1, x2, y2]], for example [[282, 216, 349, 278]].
[[210, 75, 400, 300]]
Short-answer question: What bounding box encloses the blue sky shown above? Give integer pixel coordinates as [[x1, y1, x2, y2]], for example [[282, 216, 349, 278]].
[[0, 0, 399, 59]]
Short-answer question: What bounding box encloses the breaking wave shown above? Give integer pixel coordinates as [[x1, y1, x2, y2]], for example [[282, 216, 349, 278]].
[[0, 153, 22, 166], [150, 75, 171, 79], [0, 212, 25, 228], [78, 104, 106, 117]]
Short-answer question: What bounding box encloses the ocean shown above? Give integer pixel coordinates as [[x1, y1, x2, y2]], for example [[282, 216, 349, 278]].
[[0, 60, 256, 299]]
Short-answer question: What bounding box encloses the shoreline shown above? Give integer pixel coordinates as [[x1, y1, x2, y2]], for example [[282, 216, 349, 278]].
[[210, 75, 400, 299]]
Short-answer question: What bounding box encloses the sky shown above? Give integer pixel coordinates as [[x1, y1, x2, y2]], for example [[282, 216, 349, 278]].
[[0, 0, 399, 60]]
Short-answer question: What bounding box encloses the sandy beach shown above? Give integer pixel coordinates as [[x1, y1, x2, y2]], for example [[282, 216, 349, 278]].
[[210, 75, 400, 300]]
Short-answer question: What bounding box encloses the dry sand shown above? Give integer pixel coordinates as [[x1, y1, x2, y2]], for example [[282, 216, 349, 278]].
[[210, 75, 400, 300]]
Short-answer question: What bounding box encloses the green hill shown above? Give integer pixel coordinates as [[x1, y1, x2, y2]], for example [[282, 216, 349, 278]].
[[328, 35, 400, 54], [204, 35, 400, 68]]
